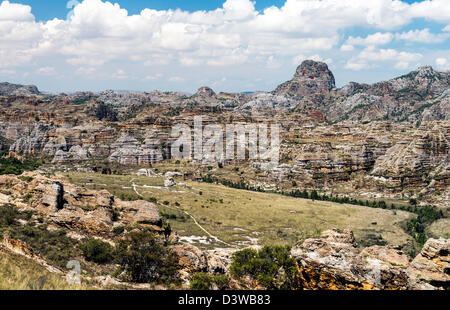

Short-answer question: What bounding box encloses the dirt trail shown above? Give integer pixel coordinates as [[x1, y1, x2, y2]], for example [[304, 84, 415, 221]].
[[131, 180, 234, 247]]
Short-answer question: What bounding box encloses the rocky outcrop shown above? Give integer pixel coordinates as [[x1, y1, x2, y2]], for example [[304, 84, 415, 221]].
[[407, 238, 449, 289], [0, 82, 40, 96], [239, 93, 297, 110], [188, 87, 222, 106], [117, 200, 162, 227], [52, 145, 89, 163], [370, 122, 449, 190], [172, 244, 233, 284], [195, 87, 216, 98], [275, 60, 336, 96], [290, 229, 450, 290], [291, 229, 410, 290], [0, 172, 162, 237], [108, 135, 166, 166]]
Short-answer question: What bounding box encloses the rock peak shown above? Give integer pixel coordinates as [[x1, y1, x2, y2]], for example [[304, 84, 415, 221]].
[[0, 82, 40, 96], [295, 60, 332, 78], [274, 60, 336, 96], [195, 86, 216, 97]]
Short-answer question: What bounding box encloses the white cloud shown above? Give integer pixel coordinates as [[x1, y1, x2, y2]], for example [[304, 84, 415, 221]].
[[168, 76, 185, 82], [36, 66, 56, 76], [0, 0, 449, 89], [0, 0, 34, 21], [111, 69, 128, 80], [0, 69, 15, 75], [444, 25, 450, 32], [435, 57, 449, 70], [346, 32, 394, 46], [394, 61, 410, 70], [340, 44, 354, 52], [396, 28, 449, 43], [144, 73, 163, 81], [0, 0, 438, 71], [292, 54, 332, 65], [409, 0, 450, 24], [436, 58, 447, 66], [266, 55, 283, 69], [75, 66, 95, 76], [344, 60, 372, 71], [358, 46, 422, 63], [345, 46, 422, 71]]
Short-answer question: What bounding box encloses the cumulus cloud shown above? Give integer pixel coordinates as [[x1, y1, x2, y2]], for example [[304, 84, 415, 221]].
[[0, 69, 15, 75], [396, 28, 449, 43], [346, 33, 394, 46], [340, 44, 355, 52], [36, 66, 57, 76], [346, 46, 422, 71], [111, 69, 128, 80], [168, 76, 185, 82], [344, 60, 373, 71], [0, 0, 449, 89], [435, 57, 449, 70]]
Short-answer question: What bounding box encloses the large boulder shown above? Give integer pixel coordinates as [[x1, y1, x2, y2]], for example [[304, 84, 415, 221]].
[[407, 238, 450, 290], [117, 200, 162, 227], [291, 229, 409, 290]]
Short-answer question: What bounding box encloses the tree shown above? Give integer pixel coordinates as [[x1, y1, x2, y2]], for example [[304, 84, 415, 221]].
[[115, 231, 179, 284], [230, 245, 300, 290], [80, 238, 114, 264]]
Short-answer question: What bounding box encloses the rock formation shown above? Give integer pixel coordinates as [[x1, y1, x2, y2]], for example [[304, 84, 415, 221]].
[[0, 82, 40, 96], [291, 229, 449, 290], [275, 60, 336, 96]]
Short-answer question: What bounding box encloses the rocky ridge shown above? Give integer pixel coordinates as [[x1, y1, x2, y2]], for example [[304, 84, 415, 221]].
[[0, 82, 40, 96]]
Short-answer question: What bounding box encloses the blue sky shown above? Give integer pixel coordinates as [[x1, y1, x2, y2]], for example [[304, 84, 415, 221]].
[[11, 0, 296, 21], [0, 0, 449, 93]]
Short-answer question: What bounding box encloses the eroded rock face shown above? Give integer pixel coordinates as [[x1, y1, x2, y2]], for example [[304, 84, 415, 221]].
[[0, 172, 162, 237], [196, 87, 216, 98], [40, 182, 64, 212], [407, 238, 450, 289], [0, 82, 40, 96], [291, 229, 410, 290], [171, 244, 233, 284], [275, 60, 336, 96], [360, 245, 411, 267], [117, 200, 162, 227]]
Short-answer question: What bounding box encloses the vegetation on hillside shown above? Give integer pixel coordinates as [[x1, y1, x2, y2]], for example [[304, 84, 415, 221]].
[[230, 245, 300, 290], [115, 230, 180, 285], [0, 157, 41, 175]]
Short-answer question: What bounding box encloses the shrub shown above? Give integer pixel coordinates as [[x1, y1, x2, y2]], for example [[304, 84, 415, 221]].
[[80, 238, 114, 264], [113, 226, 125, 235], [190, 273, 229, 290], [18, 176, 34, 182], [115, 231, 180, 284], [230, 245, 299, 290], [146, 197, 158, 204], [0, 158, 41, 175], [0, 206, 81, 269], [0, 204, 19, 225]]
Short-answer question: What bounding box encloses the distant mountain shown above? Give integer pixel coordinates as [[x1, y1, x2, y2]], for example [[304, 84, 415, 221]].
[[0, 82, 40, 96], [274, 60, 336, 96]]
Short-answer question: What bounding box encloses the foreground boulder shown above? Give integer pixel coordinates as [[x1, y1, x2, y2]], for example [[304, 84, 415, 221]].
[[407, 238, 449, 290], [0, 172, 162, 237], [291, 229, 409, 290]]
